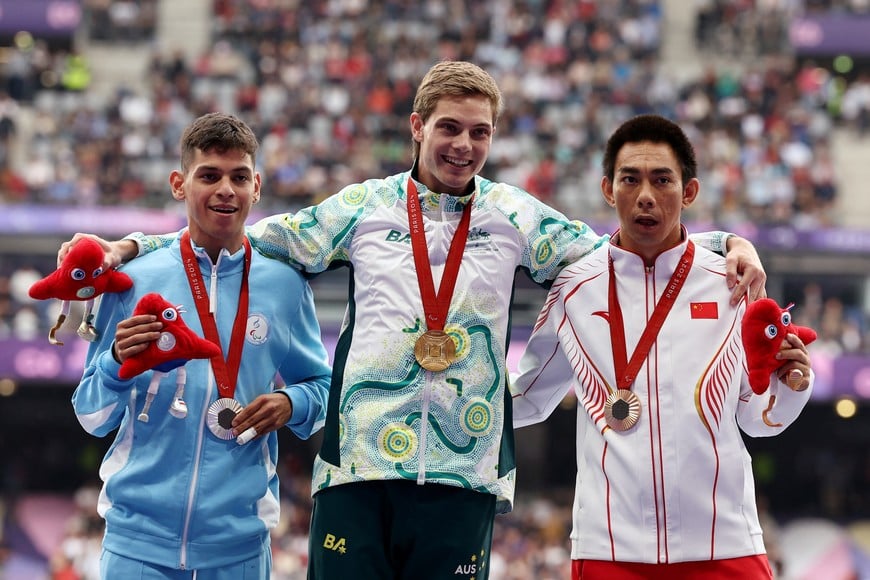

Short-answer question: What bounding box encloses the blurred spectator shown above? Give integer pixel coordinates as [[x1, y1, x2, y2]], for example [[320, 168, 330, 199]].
[[49, 553, 81, 580], [841, 72, 870, 136], [791, 281, 868, 356], [0, 91, 18, 166], [60, 53, 91, 93], [84, 0, 158, 43], [2, 35, 47, 103], [54, 486, 102, 580]]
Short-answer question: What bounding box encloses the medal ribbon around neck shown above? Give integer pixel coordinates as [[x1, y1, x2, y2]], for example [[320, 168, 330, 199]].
[[406, 177, 474, 335], [180, 230, 251, 399], [608, 240, 695, 390]]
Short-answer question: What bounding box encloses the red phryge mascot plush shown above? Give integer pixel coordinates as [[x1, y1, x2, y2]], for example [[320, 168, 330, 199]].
[[742, 298, 817, 395], [28, 237, 133, 345], [119, 293, 222, 422]]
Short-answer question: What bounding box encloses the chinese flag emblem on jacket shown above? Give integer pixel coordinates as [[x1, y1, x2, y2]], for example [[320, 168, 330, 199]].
[[690, 302, 718, 319]]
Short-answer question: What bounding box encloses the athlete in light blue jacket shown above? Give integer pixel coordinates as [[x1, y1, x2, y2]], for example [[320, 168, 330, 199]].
[[71, 113, 331, 579]]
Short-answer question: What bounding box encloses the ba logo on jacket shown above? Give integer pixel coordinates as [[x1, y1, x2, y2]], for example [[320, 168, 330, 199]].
[[385, 229, 412, 244]]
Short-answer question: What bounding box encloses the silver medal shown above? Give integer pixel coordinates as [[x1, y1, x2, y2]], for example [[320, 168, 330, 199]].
[[207, 398, 243, 440]]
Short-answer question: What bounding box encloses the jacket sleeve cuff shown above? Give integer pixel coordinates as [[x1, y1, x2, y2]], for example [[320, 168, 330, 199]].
[[96, 349, 135, 392], [281, 387, 311, 427], [121, 232, 147, 258]]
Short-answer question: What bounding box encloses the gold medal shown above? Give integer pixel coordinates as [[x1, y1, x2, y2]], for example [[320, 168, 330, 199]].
[[207, 398, 244, 440], [604, 389, 641, 432], [414, 330, 456, 372]]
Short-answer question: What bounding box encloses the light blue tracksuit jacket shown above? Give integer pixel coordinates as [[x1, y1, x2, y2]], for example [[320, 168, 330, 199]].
[[72, 232, 331, 570]]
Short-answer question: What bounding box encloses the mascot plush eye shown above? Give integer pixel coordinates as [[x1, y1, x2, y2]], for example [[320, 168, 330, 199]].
[[92, 267, 104, 278], [162, 307, 178, 322], [71, 268, 86, 281], [742, 297, 817, 395]]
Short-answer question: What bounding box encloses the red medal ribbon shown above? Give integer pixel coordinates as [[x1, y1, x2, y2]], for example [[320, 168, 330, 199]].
[[608, 240, 695, 390], [406, 178, 474, 332], [180, 230, 251, 399]]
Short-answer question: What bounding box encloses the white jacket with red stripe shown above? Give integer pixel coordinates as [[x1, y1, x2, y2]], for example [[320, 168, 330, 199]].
[[511, 236, 813, 564]]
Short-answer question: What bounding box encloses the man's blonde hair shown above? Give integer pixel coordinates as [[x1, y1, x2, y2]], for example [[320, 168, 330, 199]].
[[411, 61, 503, 158]]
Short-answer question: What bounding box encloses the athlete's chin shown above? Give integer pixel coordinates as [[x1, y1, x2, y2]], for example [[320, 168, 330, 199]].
[[209, 214, 245, 228], [630, 222, 662, 236], [203, 222, 242, 241], [438, 170, 476, 195]]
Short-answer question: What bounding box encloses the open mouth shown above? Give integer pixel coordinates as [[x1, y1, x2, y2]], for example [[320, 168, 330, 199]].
[[210, 206, 238, 214], [443, 155, 472, 168]]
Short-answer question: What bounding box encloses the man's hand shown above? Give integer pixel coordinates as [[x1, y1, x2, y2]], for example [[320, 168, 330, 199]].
[[724, 236, 767, 305], [775, 333, 813, 392], [58, 233, 138, 270], [112, 314, 163, 363], [232, 393, 293, 443]]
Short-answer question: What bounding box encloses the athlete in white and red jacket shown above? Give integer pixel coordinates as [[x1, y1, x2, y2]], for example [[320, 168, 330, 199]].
[[512, 114, 814, 580]]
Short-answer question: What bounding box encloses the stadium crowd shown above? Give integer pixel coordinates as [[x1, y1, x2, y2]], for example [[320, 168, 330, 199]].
[[0, 0, 868, 225], [1, 1, 870, 579]]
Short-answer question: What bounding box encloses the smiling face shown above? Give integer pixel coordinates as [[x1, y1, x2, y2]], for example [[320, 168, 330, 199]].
[[410, 95, 494, 196], [602, 140, 699, 265], [170, 146, 261, 261]]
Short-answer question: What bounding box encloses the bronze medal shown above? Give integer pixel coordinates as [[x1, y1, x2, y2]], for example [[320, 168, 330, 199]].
[[605, 243, 694, 434], [414, 330, 456, 372], [604, 389, 641, 432], [207, 398, 244, 440]]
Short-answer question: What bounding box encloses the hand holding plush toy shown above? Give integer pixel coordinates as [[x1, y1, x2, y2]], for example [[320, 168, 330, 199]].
[[742, 298, 816, 428], [120, 293, 222, 422], [28, 237, 133, 345], [742, 298, 817, 395]]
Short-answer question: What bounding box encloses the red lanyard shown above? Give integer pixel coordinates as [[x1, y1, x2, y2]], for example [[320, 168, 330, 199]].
[[406, 177, 474, 332], [180, 230, 251, 399], [608, 240, 695, 390]]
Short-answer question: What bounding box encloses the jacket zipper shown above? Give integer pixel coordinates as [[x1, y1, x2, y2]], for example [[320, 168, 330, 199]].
[[644, 264, 669, 562], [180, 250, 223, 568], [417, 373, 432, 485]]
